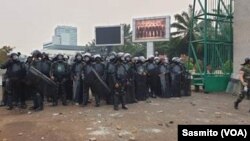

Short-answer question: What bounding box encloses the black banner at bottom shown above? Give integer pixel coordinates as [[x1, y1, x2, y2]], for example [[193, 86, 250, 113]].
[[178, 125, 250, 141]]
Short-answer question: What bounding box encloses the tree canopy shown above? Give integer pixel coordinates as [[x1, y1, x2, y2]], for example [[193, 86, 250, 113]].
[[0, 46, 14, 64]]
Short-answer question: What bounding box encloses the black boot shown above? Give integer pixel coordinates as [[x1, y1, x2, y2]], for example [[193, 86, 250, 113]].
[[121, 95, 128, 110], [31, 93, 39, 110], [0, 102, 6, 107], [62, 102, 67, 106], [51, 95, 58, 106], [20, 104, 27, 109], [95, 95, 100, 107], [133, 99, 138, 103], [7, 95, 13, 110], [114, 106, 119, 111], [29, 106, 37, 110], [234, 100, 240, 110], [95, 103, 100, 107], [36, 94, 44, 110], [122, 105, 128, 110], [6, 106, 13, 110], [151, 94, 157, 98], [62, 93, 67, 106], [35, 106, 43, 111]]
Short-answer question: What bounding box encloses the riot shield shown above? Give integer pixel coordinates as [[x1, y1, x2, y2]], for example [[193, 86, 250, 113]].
[[91, 67, 111, 93], [25, 64, 57, 87], [25, 64, 58, 97]]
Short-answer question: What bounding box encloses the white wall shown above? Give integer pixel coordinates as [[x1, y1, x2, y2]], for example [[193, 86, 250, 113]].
[[233, 0, 250, 78], [0, 70, 6, 86]]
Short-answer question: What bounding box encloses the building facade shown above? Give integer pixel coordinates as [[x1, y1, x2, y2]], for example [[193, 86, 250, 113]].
[[42, 45, 85, 56], [43, 25, 77, 48], [54, 26, 77, 46]]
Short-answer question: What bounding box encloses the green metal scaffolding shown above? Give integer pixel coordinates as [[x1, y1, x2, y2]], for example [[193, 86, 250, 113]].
[[189, 0, 234, 92]]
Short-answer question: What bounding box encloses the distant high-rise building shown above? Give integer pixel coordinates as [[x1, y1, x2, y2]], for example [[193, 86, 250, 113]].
[[53, 26, 77, 46], [43, 26, 77, 48]]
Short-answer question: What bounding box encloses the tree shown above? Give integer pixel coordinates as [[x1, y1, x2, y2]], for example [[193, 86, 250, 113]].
[[112, 24, 146, 56], [85, 39, 96, 47], [84, 39, 96, 53], [170, 5, 201, 55], [0, 46, 14, 64]]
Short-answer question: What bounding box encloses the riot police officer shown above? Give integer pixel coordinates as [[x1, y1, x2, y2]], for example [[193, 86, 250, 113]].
[[105, 52, 117, 105], [82, 52, 94, 106], [114, 53, 128, 110], [170, 57, 182, 97], [123, 53, 137, 103], [158, 57, 171, 98], [65, 55, 73, 102], [146, 55, 159, 98], [179, 59, 191, 97], [135, 56, 148, 101], [40, 52, 52, 102], [92, 54, 106, 107], [0, 53, 26, 110], [234, 57, 250, 112], [29, 50, 44, 111], [50, 53, 70, 106], [71, 53, 84, 105]]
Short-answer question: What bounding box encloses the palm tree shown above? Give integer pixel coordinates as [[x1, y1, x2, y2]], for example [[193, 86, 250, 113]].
[[171, 5, 201, 54], [86, 39, 95, 47]]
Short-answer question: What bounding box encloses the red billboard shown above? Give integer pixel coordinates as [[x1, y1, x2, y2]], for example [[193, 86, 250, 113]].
[[132, 16, 170, 42]]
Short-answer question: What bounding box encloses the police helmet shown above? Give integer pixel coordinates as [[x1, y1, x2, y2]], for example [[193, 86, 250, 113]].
[[31, 50, 42, 58], [154, 57, 160, 64], [117, 52, 124, 58], [242, 57, 250, 65], [10, 53, 18, 61], [110, 51, 117, 57], [124, 53, 131, 58], [75, 53, 82, 58], [124, 53, 131, 62], [83, 52, 91, 57], [94, 54, 101, 59], [10, 52, 18, 58], [109, 52, 117, 61], [148, 55, 154, 59], [56, 53, 64, 60], [172, 57, 180, 63], [132, 57, 139, 63], [139, 56, 146, 62]]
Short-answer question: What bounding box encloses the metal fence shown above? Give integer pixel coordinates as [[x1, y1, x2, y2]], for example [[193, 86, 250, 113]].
[[189, 0, 233, 92]]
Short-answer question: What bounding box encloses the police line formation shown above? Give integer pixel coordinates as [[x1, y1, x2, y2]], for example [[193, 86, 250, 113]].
[[0, 50, 192, 111]]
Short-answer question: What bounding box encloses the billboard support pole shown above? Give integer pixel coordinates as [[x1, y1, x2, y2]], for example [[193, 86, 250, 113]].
[[147, 42, 154, 58]]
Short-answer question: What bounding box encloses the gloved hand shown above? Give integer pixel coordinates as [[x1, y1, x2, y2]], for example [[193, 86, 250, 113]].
[[115, 83, 119, 88], [51, 76, 55, 80], [242, 82, 248, 86]]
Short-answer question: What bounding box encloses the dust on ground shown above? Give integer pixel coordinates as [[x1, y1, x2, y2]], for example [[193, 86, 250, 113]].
[[0, 90, 249, 141]]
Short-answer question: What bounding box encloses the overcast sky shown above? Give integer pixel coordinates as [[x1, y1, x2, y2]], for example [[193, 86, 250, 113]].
[[0, 0, 191, 53]]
